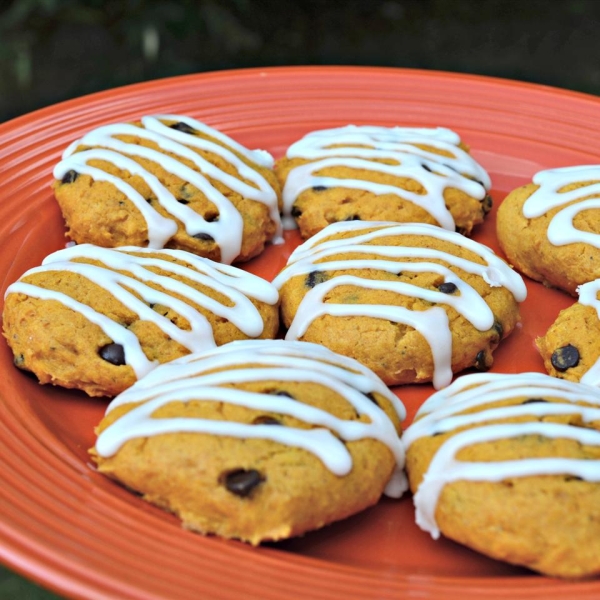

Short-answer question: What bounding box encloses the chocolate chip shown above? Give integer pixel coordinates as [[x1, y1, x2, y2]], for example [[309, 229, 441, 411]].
[[267, 390, 295, 399], [474, 350, 490, 371], [306, 271, 328, 288], [291, 205, 302, 218], [482, 194, 493, 215], [345, 215, 361, 221], [312, 185, 328, 191], [421, 163, 432, 172], [61, 170, 78, 184], [551, 344, 580, 371], [252, 415, 281, 425], [170, 121, 196, 134], [177, 198, 190, 204], [522, 398, 549, 404], [222, 469, 264, 497], [193, 232, 214, 242], [493, 319, 504, 339], [99, 343, 126, 366], [455, 226, 468, 236], [437, 282, 457, 294], [205, 213, 219, 222]]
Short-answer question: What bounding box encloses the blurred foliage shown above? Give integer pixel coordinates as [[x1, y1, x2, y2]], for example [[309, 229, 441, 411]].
[[0, 564, 60, 599], [1, 0, 600, 121]]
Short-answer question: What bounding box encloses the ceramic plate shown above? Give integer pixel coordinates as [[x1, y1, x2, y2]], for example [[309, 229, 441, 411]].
[[0, 66, 598, 599]]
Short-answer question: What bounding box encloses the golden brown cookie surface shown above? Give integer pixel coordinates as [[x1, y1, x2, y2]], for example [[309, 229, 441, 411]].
[[273, 221, 526, 388], [276, 125, 492, 239], [91, 339, 407, 544], [53, 115, 282, 264], [403, 372, 600, 579], [3, 244, 279, 397], [496, 166, 600, 295]]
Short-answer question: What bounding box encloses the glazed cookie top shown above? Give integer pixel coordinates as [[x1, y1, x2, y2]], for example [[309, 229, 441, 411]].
[[403, 372, 600, 539], [5, 244, 279, 381], [279, 125, 491, 230], [53, 114, 282, 264], [94, 339, 408, 498], [273, 221, 527, 389], [523, 165, 600, 249], [497, 165, 600, 295]]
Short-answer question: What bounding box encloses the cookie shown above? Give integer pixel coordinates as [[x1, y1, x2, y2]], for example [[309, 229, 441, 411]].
[[90, 339, 407, 544], [496, 165, 600, 295], [3, 244, 279, 397], [276, 125, 492, 239], [273, 221, 526, 388], [536, 279, 600, 385], [53, 114, 282, 264], [403, 372, 600, 578]]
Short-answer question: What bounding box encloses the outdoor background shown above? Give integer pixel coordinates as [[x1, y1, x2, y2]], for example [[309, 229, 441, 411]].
[[1, 0, 600, 597], [2, 0, 600, 122]]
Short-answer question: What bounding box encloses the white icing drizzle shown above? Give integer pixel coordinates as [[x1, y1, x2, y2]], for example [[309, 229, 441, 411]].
[[4, 244, 278, 379], [54, 114, 282, 264], [96, 339, 408, 498], [523, 165, 600, 249], [403, 372, 600, 538], [272, 221, 526, 389], [281, 125, 491, 230]]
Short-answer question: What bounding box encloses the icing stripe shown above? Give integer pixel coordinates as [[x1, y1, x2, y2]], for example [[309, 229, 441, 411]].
[[96, 340, 408, 498], [143, 114, 275, 168], [524, 165, 600, 249], [274, 221, 526, 389], [54, 115, 282, 264], [112, 339, 406, 419], [286, 221, 527, 298], [281, 125, 491, 230], [403, 372, 600, 538], [5, 245, 278, 379]]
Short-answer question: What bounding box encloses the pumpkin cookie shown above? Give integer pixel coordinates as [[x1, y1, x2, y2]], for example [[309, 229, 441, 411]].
[[3, 244, 279, 397], [90, 339, 407, 544], [273, 221, 526, 388], [53, 114, 282, 264], [497, 165, 600, 295], [537, 278, 600, 386], [276, 125, 492, 239], [403, 372, 600, 579]]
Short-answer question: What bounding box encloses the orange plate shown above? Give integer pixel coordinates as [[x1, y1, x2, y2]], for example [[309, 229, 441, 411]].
[[0, 66, 598, 600]]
